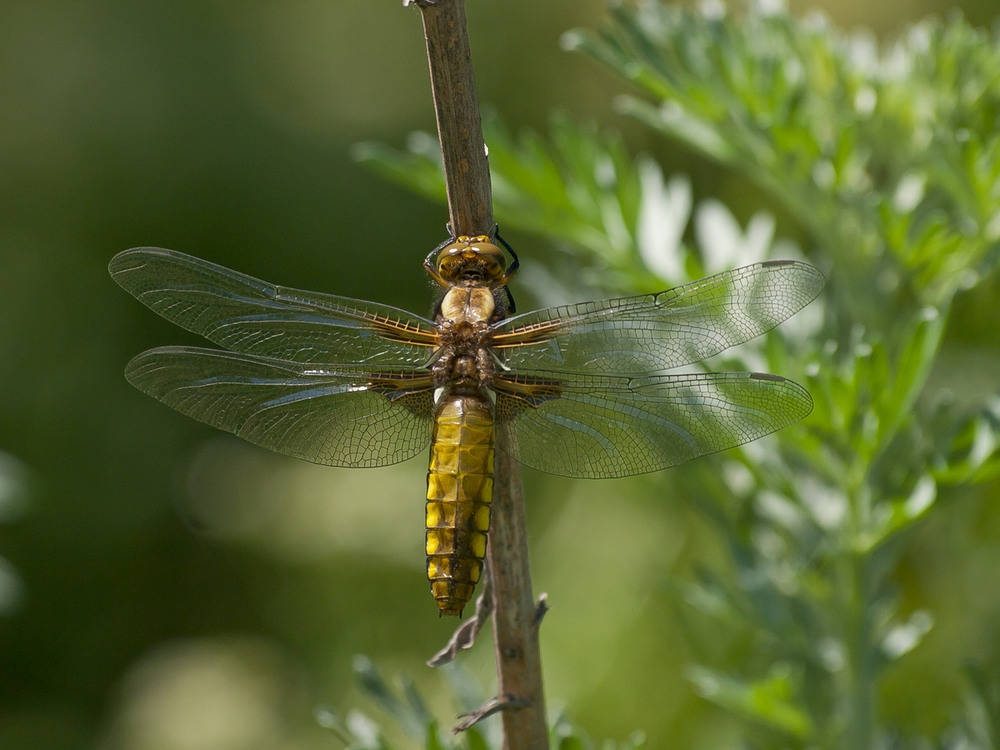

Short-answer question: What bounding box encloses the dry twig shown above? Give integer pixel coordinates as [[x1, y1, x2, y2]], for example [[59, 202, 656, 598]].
[[409, 1, 549, 748]]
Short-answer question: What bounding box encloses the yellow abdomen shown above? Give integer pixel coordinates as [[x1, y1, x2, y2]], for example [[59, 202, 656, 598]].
[[425, 390, 494, 616]]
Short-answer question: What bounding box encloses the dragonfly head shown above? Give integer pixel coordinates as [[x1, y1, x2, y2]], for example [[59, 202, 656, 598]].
[[425, 234, 520, 321], [434, 236, 506, 284], [425, 235, 515, 288]]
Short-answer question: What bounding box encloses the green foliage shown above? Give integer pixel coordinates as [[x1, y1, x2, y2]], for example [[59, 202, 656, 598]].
[[317, 657, 641, 750], [566, 1, 1000, 307], [358, 1, 1000, 748], [355, 118, 673, 293], [315, 655, 487, 750], [0, 451, 28, 617]]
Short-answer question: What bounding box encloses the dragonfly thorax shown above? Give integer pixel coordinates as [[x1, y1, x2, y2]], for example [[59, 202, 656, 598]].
[[439, 285, 495, 325], [450, 354, 482, 387], [431, 320, 494, 391]]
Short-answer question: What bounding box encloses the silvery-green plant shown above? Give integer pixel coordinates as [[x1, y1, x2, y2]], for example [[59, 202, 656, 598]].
[[356, 1, 1000, 746]]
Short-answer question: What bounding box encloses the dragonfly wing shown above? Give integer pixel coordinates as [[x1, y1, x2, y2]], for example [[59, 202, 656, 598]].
[[494, 370, 812, 478], [126, 346, 434, 467], [492, 261, 824, 374], [110, 247, 439, 366]]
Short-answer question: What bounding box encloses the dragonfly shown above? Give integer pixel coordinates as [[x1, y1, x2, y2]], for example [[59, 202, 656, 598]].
[[110, 235, 824, 616]]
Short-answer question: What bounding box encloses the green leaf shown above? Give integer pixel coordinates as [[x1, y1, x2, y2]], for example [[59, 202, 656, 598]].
[[424, 721, 444, 750], [687, 663, 813, 738], [463, 726, 491, 750], [352, 655, 429, 740]]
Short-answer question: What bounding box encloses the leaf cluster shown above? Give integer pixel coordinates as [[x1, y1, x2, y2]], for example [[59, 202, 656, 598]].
[[357, 1, 1000, 747], [316, 656, 644, 750]]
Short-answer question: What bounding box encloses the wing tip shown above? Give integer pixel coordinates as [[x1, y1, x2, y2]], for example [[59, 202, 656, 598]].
[[108, 246, 180, 283], [748, 371, 814, 421], [763, 258, 827, 300]]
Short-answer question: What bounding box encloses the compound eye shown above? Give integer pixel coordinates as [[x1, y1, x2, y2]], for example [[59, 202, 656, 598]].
[[469, 239, 502, 260], [435, 242, 467, 281], [472, 241, 506, 282], [434, 237, 507, 282], [435, 240, 464, 265]]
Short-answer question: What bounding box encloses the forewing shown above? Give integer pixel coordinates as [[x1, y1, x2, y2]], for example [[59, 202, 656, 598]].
[[126, 346, 434, 467], [492, 261, 824, 373], [110, 247, 438, 366], [494, 370, 812, 478]]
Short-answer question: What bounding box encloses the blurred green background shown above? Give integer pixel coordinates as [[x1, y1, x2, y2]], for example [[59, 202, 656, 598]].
[[1, 2, 997, 749]]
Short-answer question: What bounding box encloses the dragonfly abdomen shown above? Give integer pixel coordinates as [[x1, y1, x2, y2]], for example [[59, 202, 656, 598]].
[[425, 389, 494, 616]]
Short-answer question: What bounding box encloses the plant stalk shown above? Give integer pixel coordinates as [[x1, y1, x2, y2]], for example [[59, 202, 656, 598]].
[[488, 450, 548, 750], [411, 1, 548, 747], [414, 0, 493, 237]]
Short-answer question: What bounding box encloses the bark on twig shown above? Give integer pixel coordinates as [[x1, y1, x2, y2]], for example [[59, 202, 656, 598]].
[[427, 576, 492, 667], [486, 450, 548, 749], [410, 1, 549, 748], [454, 694, 531, 733], [413, 0, 493, 237]]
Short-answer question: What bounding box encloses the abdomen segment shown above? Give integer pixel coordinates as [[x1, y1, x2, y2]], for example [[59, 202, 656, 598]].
[[425, 390, 494, 616]]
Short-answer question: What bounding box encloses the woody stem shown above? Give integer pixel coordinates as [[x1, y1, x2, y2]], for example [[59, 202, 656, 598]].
[[411, 1, 548, 749]]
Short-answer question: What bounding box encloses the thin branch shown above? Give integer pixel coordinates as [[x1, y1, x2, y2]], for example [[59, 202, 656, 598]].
[[413, 0, 493, 236], [427, 575, 493, 667], [487, 450, 548, 749], [454, 694, 532, 733], [410, 1, 549, 748]]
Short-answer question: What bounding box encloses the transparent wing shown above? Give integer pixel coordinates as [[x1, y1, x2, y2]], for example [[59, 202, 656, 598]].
[[125, 346, 434, 467], [492, 261, 824, 374], [494, 370, 812, 478], [110, 247, 439, 366]]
